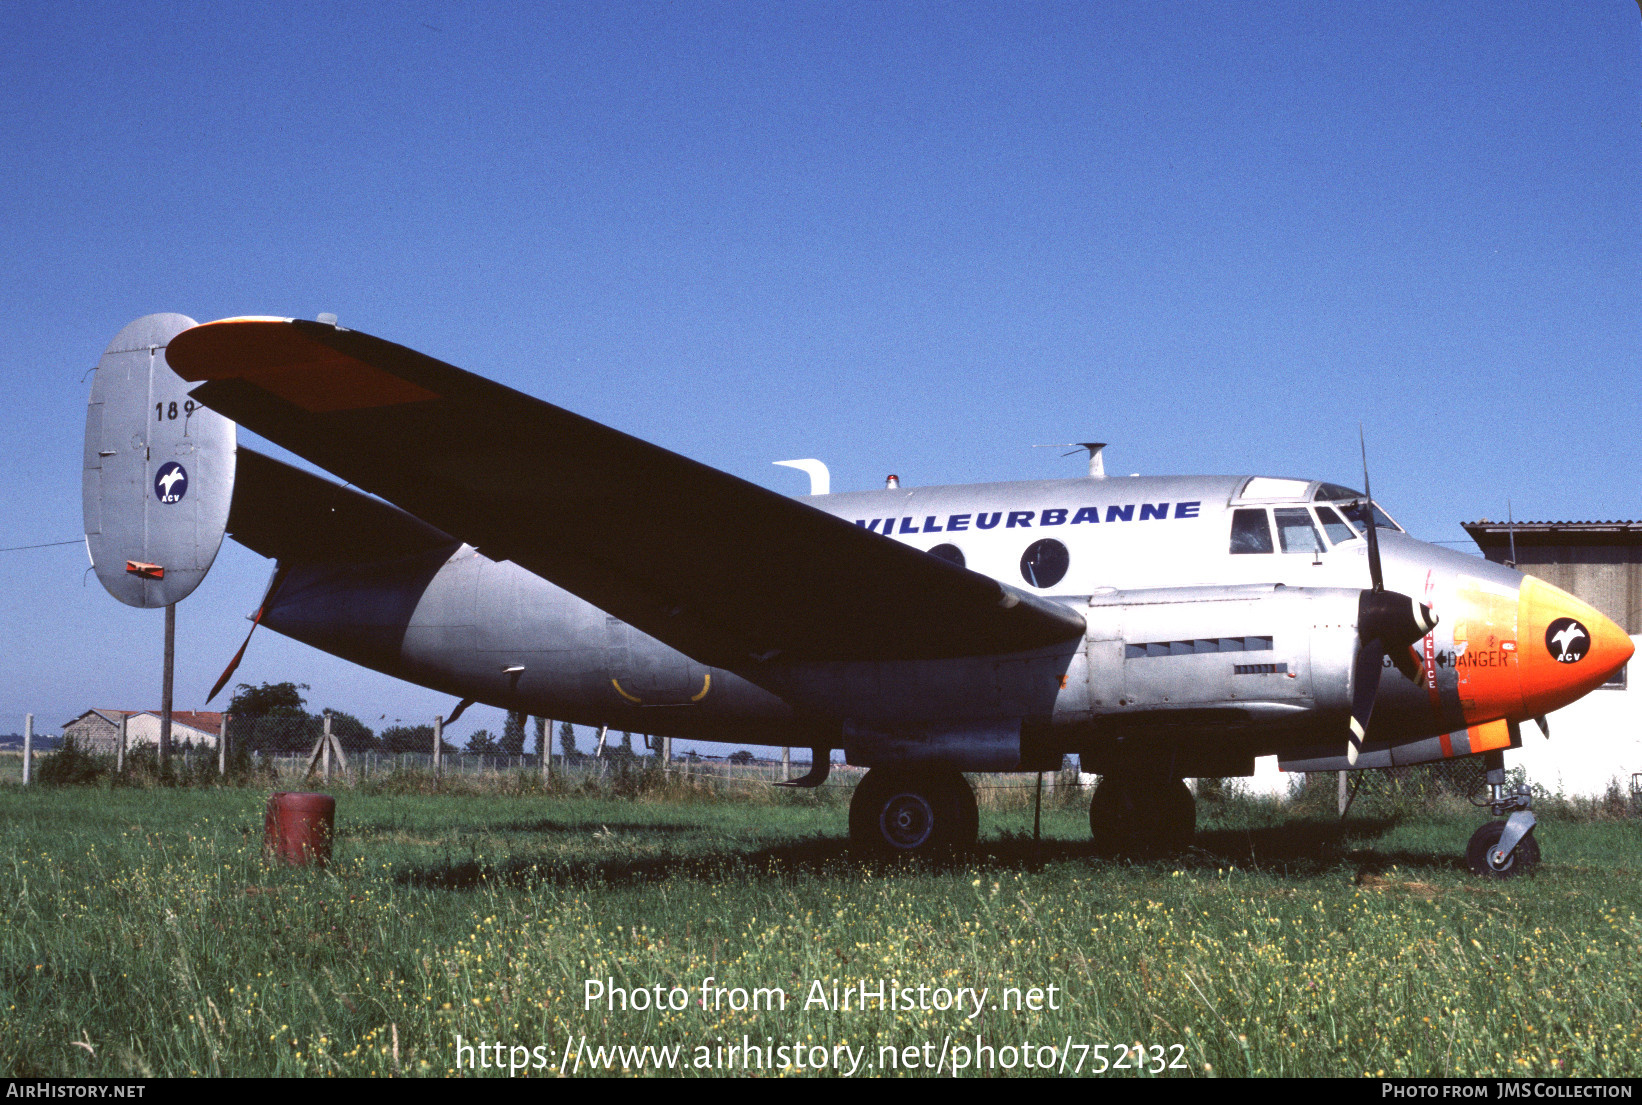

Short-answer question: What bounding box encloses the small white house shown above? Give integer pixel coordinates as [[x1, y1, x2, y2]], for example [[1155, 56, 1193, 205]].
[[61, 709, 223, 752]]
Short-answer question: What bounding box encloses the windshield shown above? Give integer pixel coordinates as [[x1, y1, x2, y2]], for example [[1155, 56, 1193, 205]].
[[1338, 498, 1402, 533], [1314, 483, 1402, 533]]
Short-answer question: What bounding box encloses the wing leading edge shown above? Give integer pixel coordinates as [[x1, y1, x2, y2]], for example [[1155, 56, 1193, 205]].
[[168, 318, 1085, 670]]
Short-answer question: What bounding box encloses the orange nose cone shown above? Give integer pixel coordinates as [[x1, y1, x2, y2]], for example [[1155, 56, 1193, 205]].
[[1517, 575, 1635, 717]]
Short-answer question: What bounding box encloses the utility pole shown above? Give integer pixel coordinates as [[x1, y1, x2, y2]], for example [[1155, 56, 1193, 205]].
[[115, 713, 126, 775], [218, 712, 229, 775], [159, 604, 175, 772], [433, 715, 444, 779], [21, 714, 32, 785]]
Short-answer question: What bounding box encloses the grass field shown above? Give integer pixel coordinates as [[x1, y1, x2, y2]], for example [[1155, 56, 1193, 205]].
[[1, 774, 1639, 1078]]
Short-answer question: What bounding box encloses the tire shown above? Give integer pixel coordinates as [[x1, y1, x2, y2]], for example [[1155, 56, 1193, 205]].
[[849, 768, 976, 854], [1465, 820, 1540, 878], [1089, 775, 1196, 856]]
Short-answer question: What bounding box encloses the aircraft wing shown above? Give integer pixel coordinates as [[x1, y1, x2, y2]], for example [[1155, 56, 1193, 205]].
[[167, 318, 1086, 669]]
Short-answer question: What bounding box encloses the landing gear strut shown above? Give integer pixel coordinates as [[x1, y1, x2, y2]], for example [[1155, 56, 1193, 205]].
[[1466, 751, 1539, 878], [1088, 773, 1196, 856], [849, 768, 978, 855]]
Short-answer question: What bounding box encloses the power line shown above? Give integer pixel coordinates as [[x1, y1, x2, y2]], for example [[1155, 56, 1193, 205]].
[[0, 538, 83, 553]]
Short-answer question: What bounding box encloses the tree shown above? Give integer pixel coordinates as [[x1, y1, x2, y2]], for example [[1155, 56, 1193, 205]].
[[533, 716, 548, 756], [380, 724, 452, 753], [728, 750, 754, 764], [228, 682, 309, 717], [501, 710, 527, 754], [466, 729, 499, 754], [227, 682, 315, 753], [558, 720, 577, 758]]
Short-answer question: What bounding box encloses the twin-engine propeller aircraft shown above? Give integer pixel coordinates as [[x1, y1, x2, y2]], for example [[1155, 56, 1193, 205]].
[[83, 314, 1633, 874]]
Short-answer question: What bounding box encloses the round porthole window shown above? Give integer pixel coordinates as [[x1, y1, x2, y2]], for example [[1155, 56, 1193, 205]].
[[927, 543, 966, 568], [1020, 538, 1069, 588]]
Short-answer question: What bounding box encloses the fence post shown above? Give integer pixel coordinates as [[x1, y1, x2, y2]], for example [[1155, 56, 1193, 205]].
[[660, 736, 671, 767], [781, 746, 790, 782], [322, 711, 333, 784], [218, 713, 229, 776], [433, 716, 444, 779], [116, 713, 127, 775], [21, 714, 32, 785]]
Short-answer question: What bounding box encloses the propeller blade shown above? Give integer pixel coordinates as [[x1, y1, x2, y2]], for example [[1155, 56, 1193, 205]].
[[1533, 715, 1550, 739], [206, 618, 260, 704], [1359, 426, 1384, 592], [1348, 641, 1385, 765], [206, 564, 291, 703]]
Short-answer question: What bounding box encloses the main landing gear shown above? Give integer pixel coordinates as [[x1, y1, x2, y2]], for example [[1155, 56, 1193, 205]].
[[1466, 751, 1540, 879], [849, 767, 979, 855], [1087, 773, 1196, 856]]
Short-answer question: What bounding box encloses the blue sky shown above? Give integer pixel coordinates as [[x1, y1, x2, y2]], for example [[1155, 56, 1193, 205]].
[[1, 2, 1637, 748]]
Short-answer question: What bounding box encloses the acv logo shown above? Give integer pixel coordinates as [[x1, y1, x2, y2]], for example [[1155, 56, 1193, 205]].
[[154, 462, 188, 504], [1545, 617, 1589, 664]]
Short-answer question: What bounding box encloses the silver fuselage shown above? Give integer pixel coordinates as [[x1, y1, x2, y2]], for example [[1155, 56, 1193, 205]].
[[258, 472, 1540, 771]]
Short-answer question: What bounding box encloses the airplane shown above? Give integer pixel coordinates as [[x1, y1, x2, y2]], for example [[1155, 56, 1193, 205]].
[[81, 313, 1634, 875]]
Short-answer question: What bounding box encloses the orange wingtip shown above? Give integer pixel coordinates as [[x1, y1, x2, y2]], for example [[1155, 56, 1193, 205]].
[[166, 318, 440, 414], [125, 561, 164, 579]]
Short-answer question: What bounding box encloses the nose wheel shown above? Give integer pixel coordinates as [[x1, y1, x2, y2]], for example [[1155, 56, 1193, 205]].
[[849, 768, 979, 855], [1466, 750, 1540, 878], [1466, 818, 1540, 878]]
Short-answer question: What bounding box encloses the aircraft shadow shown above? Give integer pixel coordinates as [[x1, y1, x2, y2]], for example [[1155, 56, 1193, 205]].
[[390, 815, 1462, 891], [350, 818, 704, 838]]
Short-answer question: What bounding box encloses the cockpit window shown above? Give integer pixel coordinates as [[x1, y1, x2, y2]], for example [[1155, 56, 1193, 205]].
[[1229, 508, 1274, 554], [1273, 508, 1323, 554], [1315, 506, 1357, 545], [1339, 499, 1402, 533], [1315, 483, 1403, 532], [1313, 483, 1361, 502]]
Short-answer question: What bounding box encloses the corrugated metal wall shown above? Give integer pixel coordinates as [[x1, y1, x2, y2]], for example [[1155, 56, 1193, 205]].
[[1502, 546, 1642, 635]]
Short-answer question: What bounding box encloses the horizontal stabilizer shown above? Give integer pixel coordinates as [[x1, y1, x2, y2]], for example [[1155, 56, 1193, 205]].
[[228, 447, 457, 563]]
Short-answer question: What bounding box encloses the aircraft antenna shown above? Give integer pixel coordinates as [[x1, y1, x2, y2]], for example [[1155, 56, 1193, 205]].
[[773, 459, 830, 496], [1033, 442, 1107, 478]]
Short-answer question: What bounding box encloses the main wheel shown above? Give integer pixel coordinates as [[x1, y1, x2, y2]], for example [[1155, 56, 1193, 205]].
[[1465, 820, 1540, 878], [850, 768, 977, 854], [1088, 775, 1196, 856]]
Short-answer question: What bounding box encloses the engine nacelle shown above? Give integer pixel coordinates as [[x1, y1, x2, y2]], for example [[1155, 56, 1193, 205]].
[[83, 314, 236, 608]]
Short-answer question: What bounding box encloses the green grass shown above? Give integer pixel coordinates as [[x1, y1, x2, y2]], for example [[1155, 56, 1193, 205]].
[[1, 779, 1639, 1077]]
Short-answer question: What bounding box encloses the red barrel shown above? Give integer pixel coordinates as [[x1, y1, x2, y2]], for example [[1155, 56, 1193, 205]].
[[264, 792, 336, 866]]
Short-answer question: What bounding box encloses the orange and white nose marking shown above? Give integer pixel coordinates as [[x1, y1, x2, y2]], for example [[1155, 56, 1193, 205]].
[[1449, 575, 1632, 726], [1515, 575, 1633, 718]]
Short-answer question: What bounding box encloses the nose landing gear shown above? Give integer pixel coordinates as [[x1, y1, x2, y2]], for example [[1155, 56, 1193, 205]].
[[1466, 750, 1539, 878]]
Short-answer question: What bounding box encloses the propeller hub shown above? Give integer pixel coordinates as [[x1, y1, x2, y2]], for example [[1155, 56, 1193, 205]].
[[1359, 589, 1437, 650]]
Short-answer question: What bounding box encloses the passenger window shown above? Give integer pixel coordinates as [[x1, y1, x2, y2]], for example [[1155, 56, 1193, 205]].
[[1273, 508, 1323, 554], [1229, 509, 1273, 554], [1315, 506, 1356, 546], [1020, 539, 1069, 588]]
